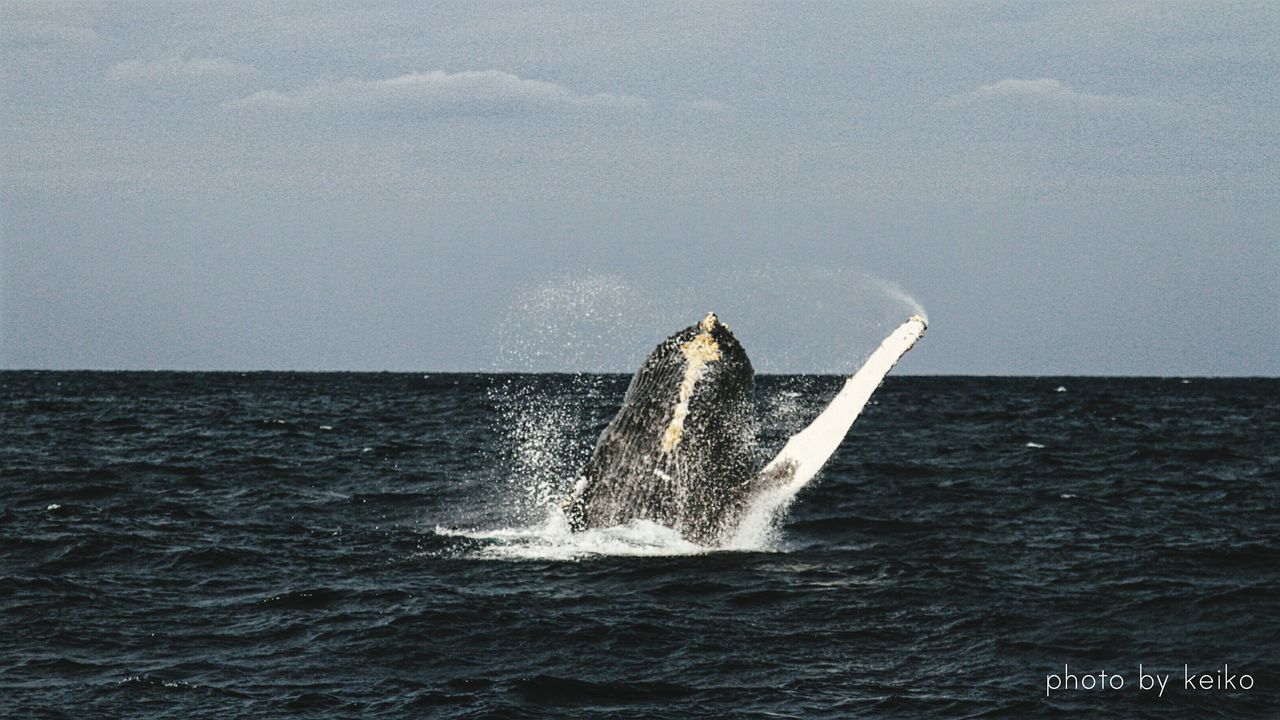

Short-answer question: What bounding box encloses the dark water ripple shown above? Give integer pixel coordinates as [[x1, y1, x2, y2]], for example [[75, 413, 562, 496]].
[[1, 372, 1278, 718]]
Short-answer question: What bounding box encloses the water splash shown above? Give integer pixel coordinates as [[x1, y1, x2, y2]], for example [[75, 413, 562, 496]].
[[493, 275, 641, 373], [474, 265, 928, 556], [487, 375, 608, 524], [867, 276, 929, 324], [722, 484, 795, 551]]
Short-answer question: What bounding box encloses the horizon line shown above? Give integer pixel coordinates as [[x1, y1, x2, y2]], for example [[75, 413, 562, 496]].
[[2, 368, 1277, 380]]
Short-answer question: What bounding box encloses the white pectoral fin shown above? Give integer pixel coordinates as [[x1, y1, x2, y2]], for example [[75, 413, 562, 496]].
[[758, 316, 927, 493]]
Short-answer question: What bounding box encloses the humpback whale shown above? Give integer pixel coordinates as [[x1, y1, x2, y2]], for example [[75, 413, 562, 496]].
[[562, 312, 927, 545]]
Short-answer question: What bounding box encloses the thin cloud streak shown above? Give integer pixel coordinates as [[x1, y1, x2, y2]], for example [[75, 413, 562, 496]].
[[949, 78, 1163, 110], [225, 69, 647, 116]]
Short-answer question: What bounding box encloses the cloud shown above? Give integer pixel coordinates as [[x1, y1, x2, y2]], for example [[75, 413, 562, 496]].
[[225, 69, 646, 116], [938, 77, 1181, 135], [951, 78, 1146, 108], [972, 78, 1075, 98]]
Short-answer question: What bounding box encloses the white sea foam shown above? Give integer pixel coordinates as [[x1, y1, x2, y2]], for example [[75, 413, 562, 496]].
[[437, 509, 718, 561]]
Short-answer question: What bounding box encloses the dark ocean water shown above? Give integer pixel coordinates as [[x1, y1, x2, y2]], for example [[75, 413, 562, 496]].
[[2, 371, 1277, 718]]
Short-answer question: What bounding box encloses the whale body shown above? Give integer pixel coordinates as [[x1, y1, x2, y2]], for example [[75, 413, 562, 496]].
[[563, 312, 927, 545]]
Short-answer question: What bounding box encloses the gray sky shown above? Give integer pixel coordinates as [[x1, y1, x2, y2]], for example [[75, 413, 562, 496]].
[[2, 1, 1277, 374]]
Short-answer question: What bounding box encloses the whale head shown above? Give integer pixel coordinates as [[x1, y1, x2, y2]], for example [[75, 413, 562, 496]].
[[563, 312, 757, 543]]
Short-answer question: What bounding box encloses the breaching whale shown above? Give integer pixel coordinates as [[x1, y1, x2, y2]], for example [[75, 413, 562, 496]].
[[562, 312, 927, 545]]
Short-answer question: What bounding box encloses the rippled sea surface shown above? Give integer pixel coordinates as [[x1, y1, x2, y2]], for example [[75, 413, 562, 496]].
[[2, 372, 1277, 718]]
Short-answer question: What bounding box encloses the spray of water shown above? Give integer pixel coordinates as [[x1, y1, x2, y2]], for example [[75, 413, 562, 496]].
[[868, 276, 929, 325], [493, 275, 640, 373], [448, 265, 927, 559]]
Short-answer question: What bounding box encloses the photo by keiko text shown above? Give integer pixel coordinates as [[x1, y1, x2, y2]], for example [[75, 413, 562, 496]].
[[1045, 665, 1255, 698]]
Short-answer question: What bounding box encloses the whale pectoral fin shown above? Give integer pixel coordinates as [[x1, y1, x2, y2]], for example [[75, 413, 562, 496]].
[[755, 316, 927, 494]]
